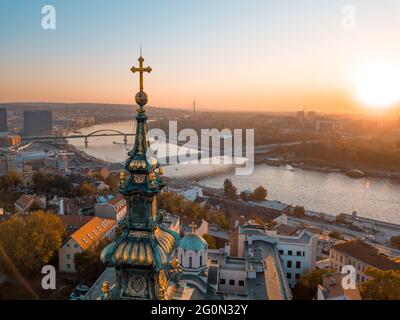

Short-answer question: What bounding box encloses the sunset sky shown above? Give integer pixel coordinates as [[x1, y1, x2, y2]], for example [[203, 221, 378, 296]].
[[1, 0, 400, 114]]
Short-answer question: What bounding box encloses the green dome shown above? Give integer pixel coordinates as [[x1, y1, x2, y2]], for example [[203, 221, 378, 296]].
[[179, 234, 208, 251]]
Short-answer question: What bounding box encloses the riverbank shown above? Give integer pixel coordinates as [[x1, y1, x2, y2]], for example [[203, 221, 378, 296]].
[[256, 155, 400, 182]]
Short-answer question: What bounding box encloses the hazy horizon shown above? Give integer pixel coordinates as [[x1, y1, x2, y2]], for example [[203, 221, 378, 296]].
[[1, 1, 400, 116]]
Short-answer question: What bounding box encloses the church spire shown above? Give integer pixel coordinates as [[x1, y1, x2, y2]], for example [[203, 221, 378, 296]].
[[100, 53, 182, 300]]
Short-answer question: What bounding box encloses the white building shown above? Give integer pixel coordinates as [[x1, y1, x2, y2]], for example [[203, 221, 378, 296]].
[[329, 239, 400, 283], [176, 222, 292, 300], [94, 194, 127, 223], [178, 186, 203, 202], [59, 216, 116, 273], [238, 223, 317, 288]]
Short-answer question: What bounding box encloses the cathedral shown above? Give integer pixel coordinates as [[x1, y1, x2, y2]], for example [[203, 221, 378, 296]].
[[96, 54, 184, 300], [85, 54, 294, 301]]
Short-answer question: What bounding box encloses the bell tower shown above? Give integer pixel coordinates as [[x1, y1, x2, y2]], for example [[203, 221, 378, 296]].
[[100, 53, 182, 300]]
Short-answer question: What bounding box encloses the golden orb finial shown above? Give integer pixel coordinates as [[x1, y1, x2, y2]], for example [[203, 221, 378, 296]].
[[119, 171, 126, 184], [101, 281, 110, 294]]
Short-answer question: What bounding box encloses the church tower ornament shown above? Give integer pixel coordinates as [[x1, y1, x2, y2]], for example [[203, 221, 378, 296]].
[[99, 52, 182, 300]]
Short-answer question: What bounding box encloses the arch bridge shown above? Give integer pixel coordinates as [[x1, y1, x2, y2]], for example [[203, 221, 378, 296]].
[[22, 129, 136, 147]]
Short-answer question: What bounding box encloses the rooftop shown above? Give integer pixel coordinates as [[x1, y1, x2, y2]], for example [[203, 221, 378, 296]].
[[333, 240, 400, 271], [60, 215, 94, 239], [319, 273, 361, 300], [61, 216, 116, 250], [14, 194, 35, 211]]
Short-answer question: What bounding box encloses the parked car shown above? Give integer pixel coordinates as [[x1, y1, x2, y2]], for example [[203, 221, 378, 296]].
[[68, 284, 90, 300]]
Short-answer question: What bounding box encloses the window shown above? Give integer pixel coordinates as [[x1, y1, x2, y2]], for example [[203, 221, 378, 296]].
[[189, 256, 193, 269], [296, 251, 302, 256], [287, 260, 292, 268], [296, 261, 301, 269], [200, 255, 203, 266], [66, 254, 71, 260], [279, 250, 284, 255], [295, 273, 300, 280], [340, 256, 343, 263], [356, 274, 360, 282], [288, 250, 293, 256], [66, 264, 71, 270], [74, 244, 78, 248], [229, 280, 235, 286], [238, 280, 244, 286], [286, 273, 292, 279], [220, 279, 225, 285], [66, 244, 70, 248]]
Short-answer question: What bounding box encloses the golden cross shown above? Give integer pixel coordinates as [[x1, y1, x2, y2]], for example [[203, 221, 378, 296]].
[[189, 222, 197, 234], [131, 55, 152, 91]]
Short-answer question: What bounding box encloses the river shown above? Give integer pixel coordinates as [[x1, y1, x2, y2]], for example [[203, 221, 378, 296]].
[[68, 121, 400, 224]]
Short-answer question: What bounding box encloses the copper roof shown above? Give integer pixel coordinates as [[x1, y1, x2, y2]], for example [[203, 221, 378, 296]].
[[333, 240, 400, 271], [61, 216, 116, 250], [60, 215, 94, 238]]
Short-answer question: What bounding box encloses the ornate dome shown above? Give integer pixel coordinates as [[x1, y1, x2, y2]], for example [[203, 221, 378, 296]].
[[179, 234, 208, 252]]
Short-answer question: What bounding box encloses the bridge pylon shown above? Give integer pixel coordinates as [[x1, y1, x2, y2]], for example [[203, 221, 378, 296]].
[[84, 136, 88, 148]]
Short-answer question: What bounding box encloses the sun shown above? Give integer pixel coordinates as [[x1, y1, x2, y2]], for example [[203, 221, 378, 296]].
[[354, 61, 400, 111]]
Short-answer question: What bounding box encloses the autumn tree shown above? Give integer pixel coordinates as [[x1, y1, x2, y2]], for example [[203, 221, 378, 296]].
[[74, 238, 110, 283], [329, 231, 344, 240], [73, 182, 97, 197], [105, 174, 120, 191], [359, 268, 400, 300], [390, 236, 400, 250], [292, 269, 332, 300], [158, 192, 230, 230], [249, 186, 267, 202], [0, 211, 65, 276], [0, 170, 21, 192], [202, 234, 218, 249], [292, 206, 305, 217], [223, 179, 237, 200]]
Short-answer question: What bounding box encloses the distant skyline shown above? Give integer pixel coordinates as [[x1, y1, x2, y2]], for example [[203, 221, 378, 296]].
[[1, 0, 400, 115]]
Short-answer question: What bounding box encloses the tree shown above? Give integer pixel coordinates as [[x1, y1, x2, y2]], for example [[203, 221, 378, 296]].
[[158, 192, 230, 231], [293, 206, 305, 217], [0, 211, 64, 276], [239, 191, 250, 201], [359, 268, 400, 300], [105, 174, 119, 192], [223, 179, 237, 200], [74, 238, 110, 283], [0, 171, 21, 192], [249, 186, 267, 202], [292, 269, 332, 300], [328, 231, 344, 240], [390, 236, 400, 249], [29, 201, 42, 212], [32, 173, 72, 197], [335, 213, 349, 225], [74, 182, 97, 197], [202, 234, 217, 249]]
